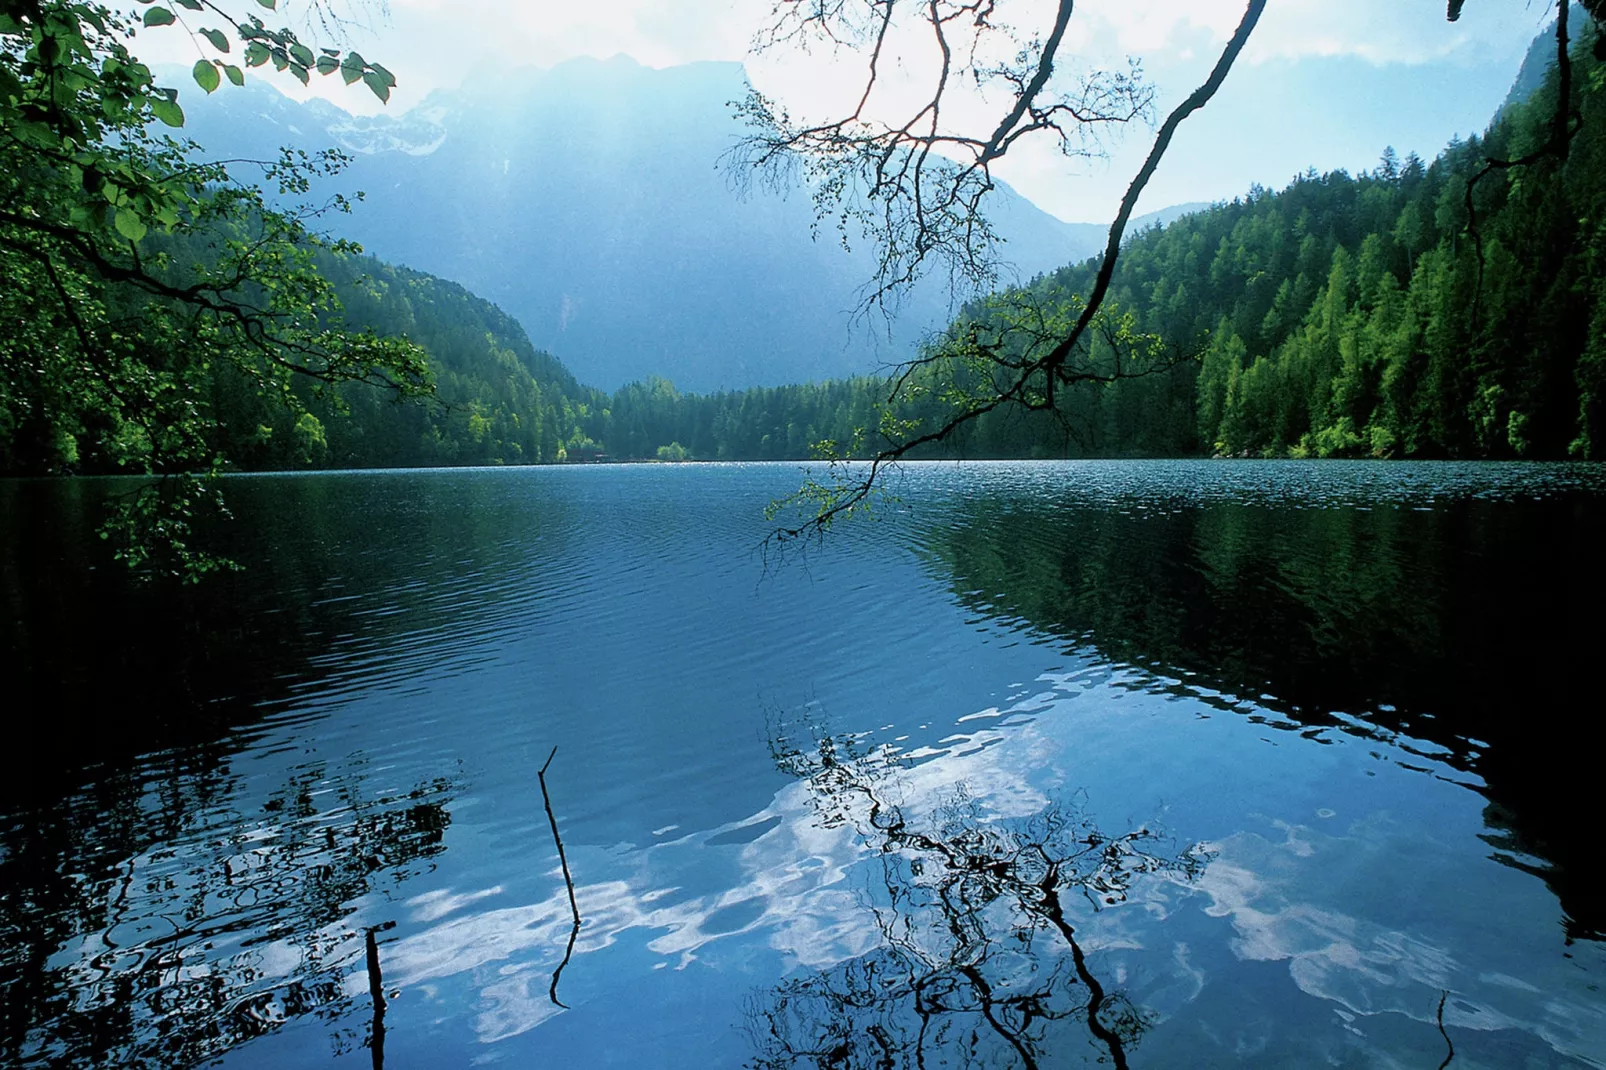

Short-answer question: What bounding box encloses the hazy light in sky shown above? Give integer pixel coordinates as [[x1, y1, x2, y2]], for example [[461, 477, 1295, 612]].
[[136, 0, 1556, 221]]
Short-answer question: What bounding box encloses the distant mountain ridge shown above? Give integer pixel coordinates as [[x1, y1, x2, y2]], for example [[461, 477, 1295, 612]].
[[1503, 4, 1596, 111], [177, 56, 1182, 392]]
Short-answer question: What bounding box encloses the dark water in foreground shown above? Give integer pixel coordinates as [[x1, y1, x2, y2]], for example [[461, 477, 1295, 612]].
[[2, 460, 1603, 1069]]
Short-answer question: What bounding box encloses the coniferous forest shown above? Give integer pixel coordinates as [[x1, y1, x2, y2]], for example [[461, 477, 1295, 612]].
[[207, 254, 609, 469]]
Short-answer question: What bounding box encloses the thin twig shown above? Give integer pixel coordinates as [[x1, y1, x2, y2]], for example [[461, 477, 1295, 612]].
[[539, 746, 582, 1008]]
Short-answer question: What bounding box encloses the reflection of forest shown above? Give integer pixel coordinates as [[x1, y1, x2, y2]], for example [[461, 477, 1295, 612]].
[[0, 477, 529, 1067], [0, 475, 574, 788], [749, 721, 1208, 1069], [922, 492, 1606, 938], [0, 756, 454, 1069]]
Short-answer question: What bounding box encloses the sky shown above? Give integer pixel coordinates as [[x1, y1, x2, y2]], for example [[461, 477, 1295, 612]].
[[138, 0, 1562, 223]]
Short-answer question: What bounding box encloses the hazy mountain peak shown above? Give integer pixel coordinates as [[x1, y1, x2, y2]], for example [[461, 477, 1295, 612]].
[[176, 57, 1164, 391]]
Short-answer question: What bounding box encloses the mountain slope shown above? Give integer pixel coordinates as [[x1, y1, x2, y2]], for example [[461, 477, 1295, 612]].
[[1503, 3, 1589, 111], [207, 253, 605, 470], [177, 56, 1122, 392]]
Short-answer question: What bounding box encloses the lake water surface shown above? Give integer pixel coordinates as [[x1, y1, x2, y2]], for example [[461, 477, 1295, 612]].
[[2, 461, 1603, 1068]]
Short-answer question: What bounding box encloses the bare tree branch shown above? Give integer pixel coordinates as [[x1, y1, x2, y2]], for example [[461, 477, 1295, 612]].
[[753, 0, 1267, 546], [735, 0, 1153, 313]]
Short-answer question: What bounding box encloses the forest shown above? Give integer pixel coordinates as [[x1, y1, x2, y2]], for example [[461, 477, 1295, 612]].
[[205, 254, 610, 470], [6, 13, 1601, 476]]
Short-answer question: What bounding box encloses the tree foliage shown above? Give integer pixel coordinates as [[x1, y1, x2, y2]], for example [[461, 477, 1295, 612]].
[[0, 0, 421, 576]]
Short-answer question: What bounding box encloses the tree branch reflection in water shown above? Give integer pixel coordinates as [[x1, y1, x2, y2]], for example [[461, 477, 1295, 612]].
[[747, 720, 1211, 1069], [0, 760, 456, 1069]]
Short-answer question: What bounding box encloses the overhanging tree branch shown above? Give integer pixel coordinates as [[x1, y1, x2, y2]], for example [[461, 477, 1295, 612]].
[[759, 0, 1267, 544]]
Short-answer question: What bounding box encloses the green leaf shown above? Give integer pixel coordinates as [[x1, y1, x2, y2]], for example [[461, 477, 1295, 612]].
[[255, 0, 277, 7], [224, 64, 244, 87], [244, 41, 270, 67], [114, 208, 148, 243], [142, 7, 175, 26], [288, 63, 309, 86], [315, 54, 339, 75], [149, 96, 184, 127], [289, 43, 314, 67], [340, 54, 363, 85], [174, 0, 203, 9], [199, 27, 229, 52], [192, 59, 220, 93], [362, 71, 390, 102], [368, 61, 396, 88]]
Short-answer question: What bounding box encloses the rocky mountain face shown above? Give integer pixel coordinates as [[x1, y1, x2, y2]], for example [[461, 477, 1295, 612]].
[[180, 56, 1176, 391]]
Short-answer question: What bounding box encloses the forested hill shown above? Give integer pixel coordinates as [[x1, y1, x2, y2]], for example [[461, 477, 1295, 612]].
[[210, 256, 608, 471], [1075, 8, 1603, 462], [1505, 3, 1593, 110], [596, 14, 1606, 463]]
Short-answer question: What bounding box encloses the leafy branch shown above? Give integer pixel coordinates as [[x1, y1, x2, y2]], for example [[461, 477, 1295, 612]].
[[1, 1, 425, 578]]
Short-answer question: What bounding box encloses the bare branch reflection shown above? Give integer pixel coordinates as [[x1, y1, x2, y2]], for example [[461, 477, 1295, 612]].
[[747, 719, 1210, 1069]]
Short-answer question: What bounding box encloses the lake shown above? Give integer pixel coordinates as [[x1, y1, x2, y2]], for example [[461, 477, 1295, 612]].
[[2, 460, 1603, 1068]]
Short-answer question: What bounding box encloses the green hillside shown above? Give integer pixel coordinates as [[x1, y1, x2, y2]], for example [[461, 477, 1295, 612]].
[[209, 254, 607, 470]]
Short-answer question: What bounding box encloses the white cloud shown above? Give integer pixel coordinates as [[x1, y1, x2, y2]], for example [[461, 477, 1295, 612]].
[[181, 0, 1549, 114], [132, 1, 1548, 219], [1067, 0, 1554, 66]]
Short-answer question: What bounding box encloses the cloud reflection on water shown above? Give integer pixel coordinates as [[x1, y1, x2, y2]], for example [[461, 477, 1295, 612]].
[[376, 668, 1605, 1065]]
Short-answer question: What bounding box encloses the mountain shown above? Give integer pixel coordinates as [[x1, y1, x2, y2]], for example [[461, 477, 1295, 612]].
[[1502, 4, 1591, 111], [175, 57, 1117, 392], [176, 56, 1148, 392], [1125, 202, 1212, 236]]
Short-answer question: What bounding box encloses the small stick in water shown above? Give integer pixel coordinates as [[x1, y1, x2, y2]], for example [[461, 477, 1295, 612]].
[[366, 924, 389, 1070], [1436, 989, 1455, 1069], [539, 746, 582, 1008]]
